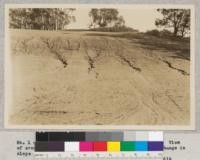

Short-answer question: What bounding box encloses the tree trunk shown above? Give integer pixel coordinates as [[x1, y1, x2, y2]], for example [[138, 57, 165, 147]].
[[181, 27, 185, 37], [55, 19, 58, 30], [173, 27, 178, 37], [42, 15, 44, 30], [21, 19, 23, 29]]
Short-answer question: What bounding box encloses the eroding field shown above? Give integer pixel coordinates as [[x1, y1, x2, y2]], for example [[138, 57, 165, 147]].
[[7, 29, 190, 125]]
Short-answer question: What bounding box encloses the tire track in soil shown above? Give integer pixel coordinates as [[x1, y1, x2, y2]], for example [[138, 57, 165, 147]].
[[111, 104, 140, 123], [151, 92, 185, 121]]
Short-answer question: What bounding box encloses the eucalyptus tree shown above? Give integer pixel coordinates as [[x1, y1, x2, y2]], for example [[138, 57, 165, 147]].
[[9, 8, 76, 30], [155, 9, 190, 37], [89, 8, 124, 28]]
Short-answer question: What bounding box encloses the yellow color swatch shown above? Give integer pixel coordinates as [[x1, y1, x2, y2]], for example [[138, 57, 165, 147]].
[[107, 142, 120, 152]]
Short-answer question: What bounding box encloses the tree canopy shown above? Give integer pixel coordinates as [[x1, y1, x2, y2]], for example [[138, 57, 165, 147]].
[[9, 8, 76, 30], [155, 9, 190, 37], [89, 8, 125, 28]]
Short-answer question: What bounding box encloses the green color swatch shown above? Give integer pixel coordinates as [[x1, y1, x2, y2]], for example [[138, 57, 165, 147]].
[[120, 141, 135, 151]]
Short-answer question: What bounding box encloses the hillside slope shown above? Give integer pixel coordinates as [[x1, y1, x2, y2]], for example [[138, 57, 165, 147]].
[[7, 29, 190, 126]]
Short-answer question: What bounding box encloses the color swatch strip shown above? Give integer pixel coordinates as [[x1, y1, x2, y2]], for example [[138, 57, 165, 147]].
[[36, 131, 163, 142], [35, 141, 163, 152], [35, 132, 163, 152]]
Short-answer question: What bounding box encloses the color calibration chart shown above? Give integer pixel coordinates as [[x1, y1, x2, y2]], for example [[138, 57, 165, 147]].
[[34, 131, 163, 159]]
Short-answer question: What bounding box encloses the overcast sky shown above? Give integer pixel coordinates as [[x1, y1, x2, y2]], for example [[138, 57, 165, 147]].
[[67, 8, 163, 32]]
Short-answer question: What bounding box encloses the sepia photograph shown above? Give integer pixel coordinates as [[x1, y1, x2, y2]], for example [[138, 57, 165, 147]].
[[4, 4, 195, 129]]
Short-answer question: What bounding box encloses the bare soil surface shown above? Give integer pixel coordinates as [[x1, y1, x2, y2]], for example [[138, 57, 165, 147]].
[[8, 29, 190, 125]]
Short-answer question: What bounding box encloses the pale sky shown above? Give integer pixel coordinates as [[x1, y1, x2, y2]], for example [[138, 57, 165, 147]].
[[67, 8, 162, 32]]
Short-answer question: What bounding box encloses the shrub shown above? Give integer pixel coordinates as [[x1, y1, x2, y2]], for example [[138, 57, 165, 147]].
[[90, 26, 136, 32], [145, 29, 176, 39], [159, 29, 173, 38], [145, 29, 160, 37]]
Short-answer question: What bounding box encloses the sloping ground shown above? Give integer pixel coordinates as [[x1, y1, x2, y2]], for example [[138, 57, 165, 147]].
[[8, 29, 190, 125]]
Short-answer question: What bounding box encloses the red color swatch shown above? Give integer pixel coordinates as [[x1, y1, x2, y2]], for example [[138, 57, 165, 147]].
[[93, 142, 107, 151]]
